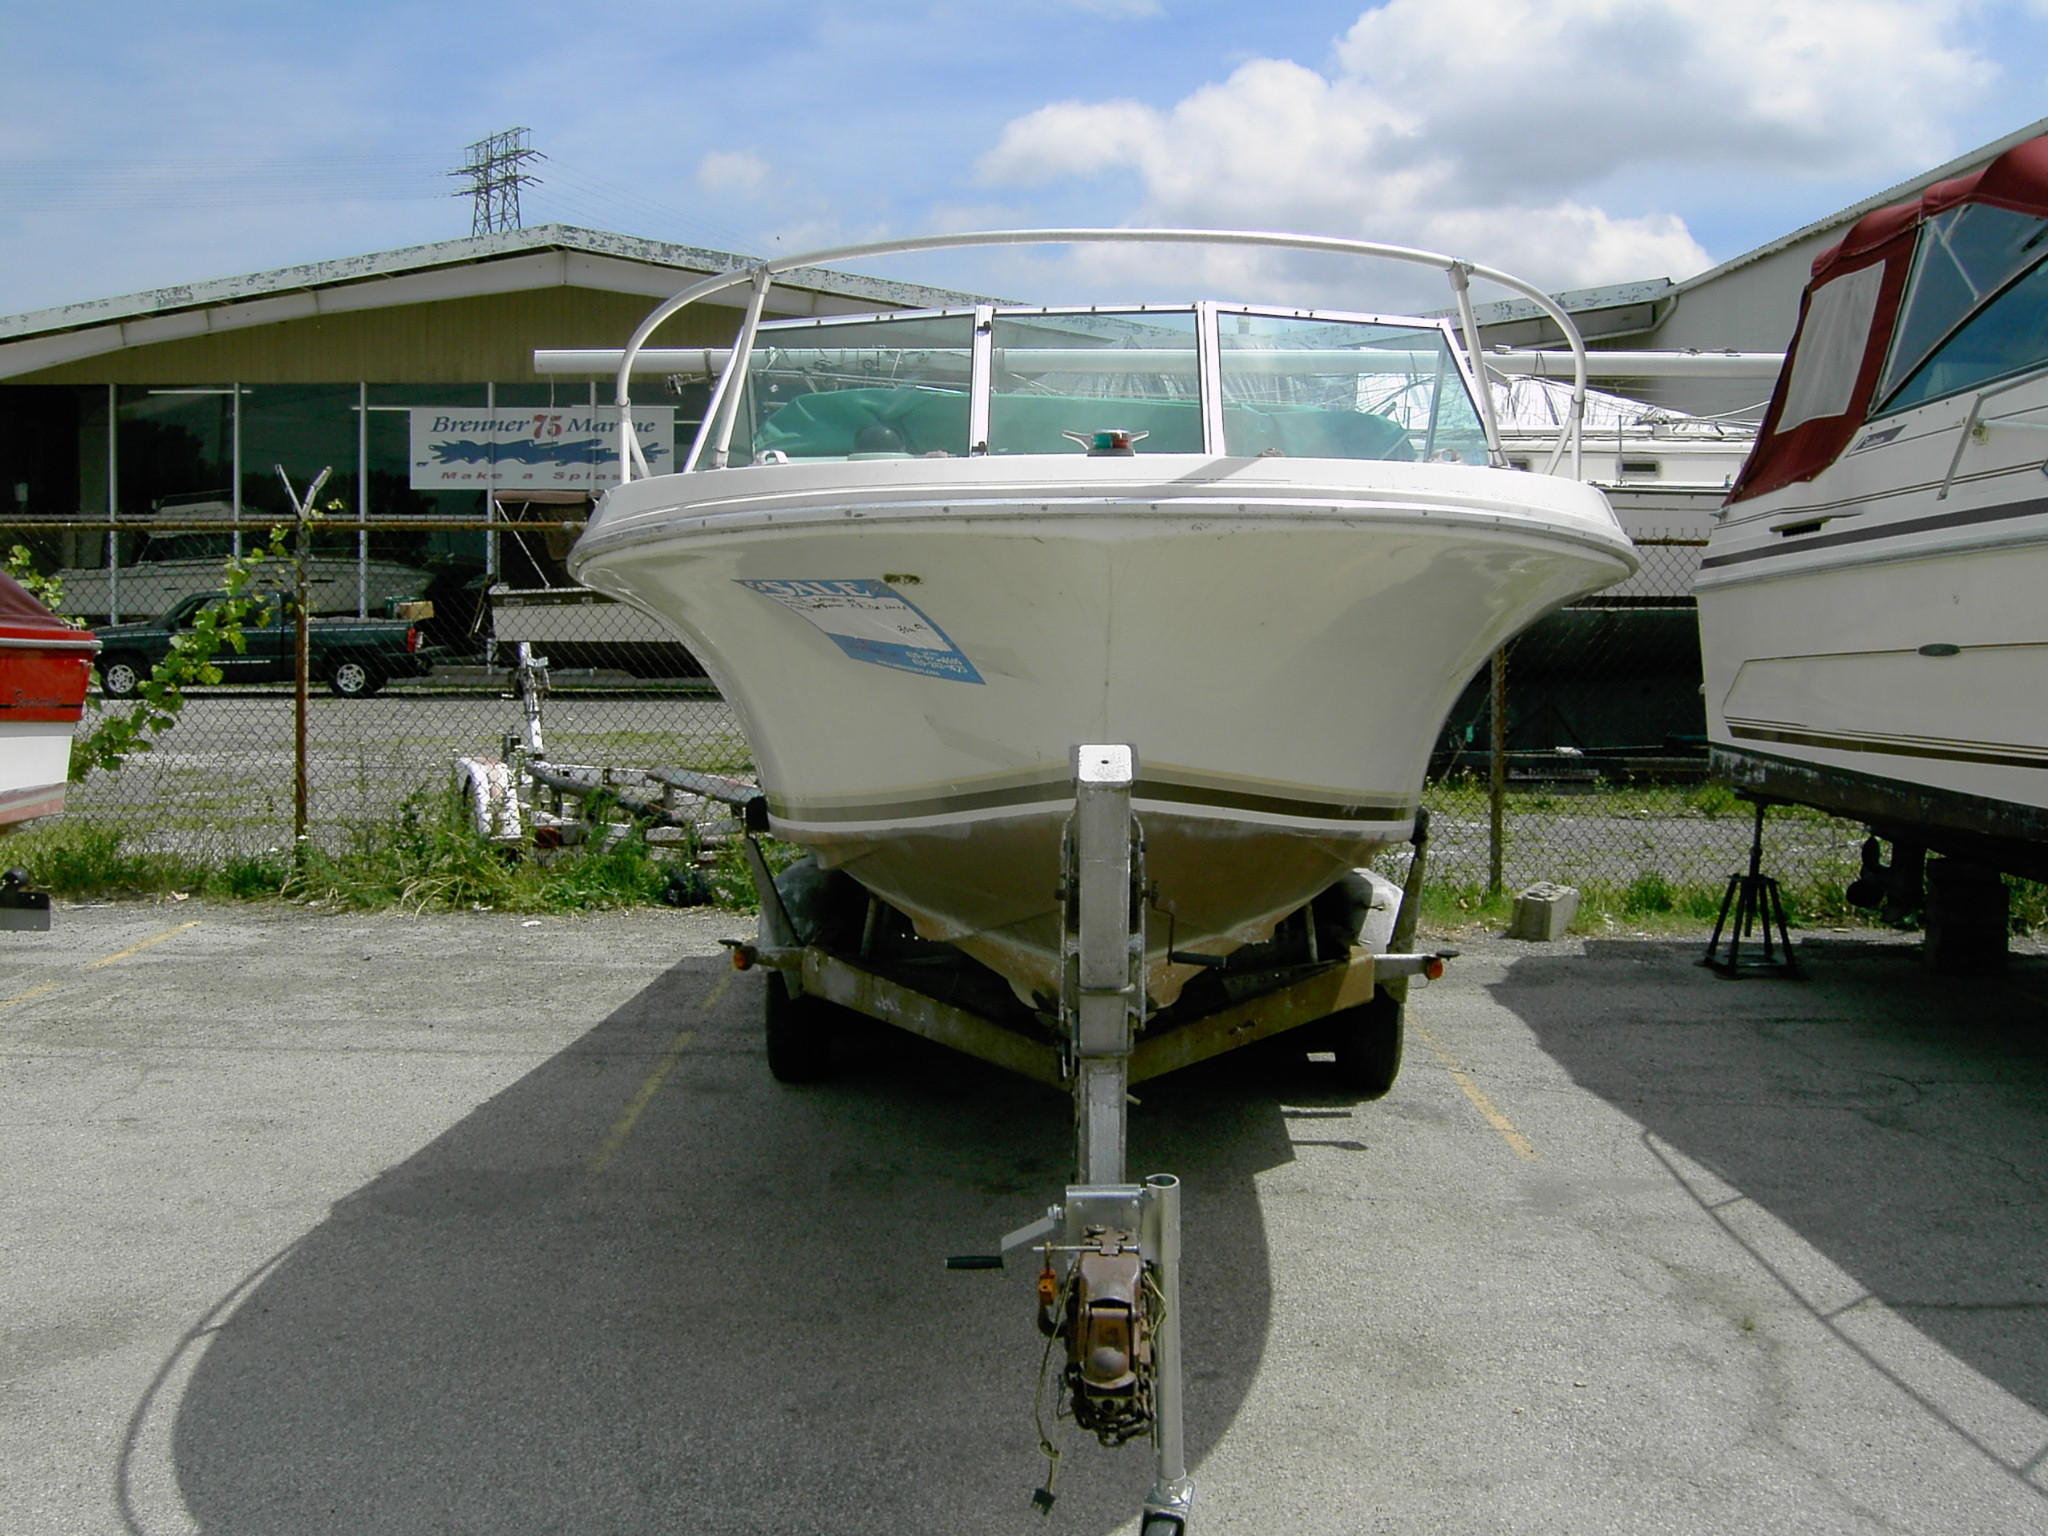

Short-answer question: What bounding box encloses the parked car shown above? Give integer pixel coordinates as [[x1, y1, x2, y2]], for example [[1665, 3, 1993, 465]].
[[92, 592, 432, 699]]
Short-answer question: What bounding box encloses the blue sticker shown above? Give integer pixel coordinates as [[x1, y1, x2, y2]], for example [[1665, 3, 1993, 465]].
[[737, 578, 984, 684]]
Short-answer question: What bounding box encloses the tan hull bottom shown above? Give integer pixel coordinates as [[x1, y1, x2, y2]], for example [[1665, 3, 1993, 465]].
[[801, 806, 1393, 1008]]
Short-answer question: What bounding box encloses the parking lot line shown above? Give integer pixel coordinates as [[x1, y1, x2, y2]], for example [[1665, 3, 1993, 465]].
[[0, 919, 203, 1014], [0, 980, 64, 1013], [1413, 1020, 1540, 1161], [85, 920, 201, 970], [586, 969, 735, 1175]]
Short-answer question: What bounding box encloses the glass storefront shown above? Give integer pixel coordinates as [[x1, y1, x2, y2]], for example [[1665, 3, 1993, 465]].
[[116, 386, 234, 516], [0, 380, 702, 626]]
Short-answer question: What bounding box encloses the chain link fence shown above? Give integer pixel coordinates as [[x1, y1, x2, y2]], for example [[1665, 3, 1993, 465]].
[[15, 519, 1867, 910], [1415, 534, 1864, 909]]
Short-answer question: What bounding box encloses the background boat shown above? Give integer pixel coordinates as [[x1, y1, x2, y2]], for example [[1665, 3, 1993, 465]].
[[1698, 134, 2048, 896], [0, 570, 97, 830]]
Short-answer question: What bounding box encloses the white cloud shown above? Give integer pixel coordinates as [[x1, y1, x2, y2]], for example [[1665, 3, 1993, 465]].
[[696, 149, 772, 197], [978, 0, 1995, 296], [1333, 0, 1988, 198], [1048, 0, 1164, 16]]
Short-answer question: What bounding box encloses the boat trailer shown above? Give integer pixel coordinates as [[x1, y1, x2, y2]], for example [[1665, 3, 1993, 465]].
[[726, 746, 1447, 1533], [457, 663, 1449, 1530]]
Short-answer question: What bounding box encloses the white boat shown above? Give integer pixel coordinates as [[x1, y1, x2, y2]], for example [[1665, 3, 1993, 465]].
[[1697, 135, 2048, 884], [556, 230, 1636, 1008], [488, 583, 704, 676], [56, 523, 431, 624], [1498, 377, 1754, 544], [547, 230, 1636, 1531]]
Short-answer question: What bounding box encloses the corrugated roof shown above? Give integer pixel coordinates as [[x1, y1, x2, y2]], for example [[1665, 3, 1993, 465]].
[[1459, 116, 2048, 332], [1668, 113, 2048, 297], [0, 223, 990, 344], [1451, 278, 1673, 327]]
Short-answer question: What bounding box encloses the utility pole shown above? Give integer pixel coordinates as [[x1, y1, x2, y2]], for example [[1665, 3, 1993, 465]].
[[452, 128, 543, 235]]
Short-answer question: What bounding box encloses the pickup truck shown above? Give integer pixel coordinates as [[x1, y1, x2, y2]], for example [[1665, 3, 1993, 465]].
[[92, 592, 432, 699]]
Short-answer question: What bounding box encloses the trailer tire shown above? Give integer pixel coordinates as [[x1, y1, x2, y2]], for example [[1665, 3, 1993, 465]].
[[764, 971, 837, 1082], [1328, 985, 1403, 1099]]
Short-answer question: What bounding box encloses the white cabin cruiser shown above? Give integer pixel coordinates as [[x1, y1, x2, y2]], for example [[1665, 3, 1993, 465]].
[[1698, 136, 2048, 906], [545, 229, 1631, 1531]]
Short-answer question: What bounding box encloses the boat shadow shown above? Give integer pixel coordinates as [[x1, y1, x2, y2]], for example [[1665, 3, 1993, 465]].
[[1491, 937, 2048, 1422], [165, 956, 1299, 1535]]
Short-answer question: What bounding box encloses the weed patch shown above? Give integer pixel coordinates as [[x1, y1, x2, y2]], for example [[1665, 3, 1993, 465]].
[[9, 787, 773, 916]]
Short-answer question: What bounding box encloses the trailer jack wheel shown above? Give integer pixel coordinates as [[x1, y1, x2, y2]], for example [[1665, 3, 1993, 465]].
[[763, 971, 837, 1082], [1327, 984, 1403, 1098]]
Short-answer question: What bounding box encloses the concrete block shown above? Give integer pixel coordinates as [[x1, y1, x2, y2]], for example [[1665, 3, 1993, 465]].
[[1509, 882, 1580, 941]]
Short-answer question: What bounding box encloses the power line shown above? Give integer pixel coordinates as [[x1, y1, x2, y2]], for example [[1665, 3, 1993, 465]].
[[526, 165, 760, 255], [0, 153, 450, 210], [0, 139, 763, 255]]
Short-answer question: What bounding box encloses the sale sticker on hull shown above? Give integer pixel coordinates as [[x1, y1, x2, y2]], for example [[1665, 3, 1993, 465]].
[[409, 408, 673, 489], [738, 578, 984, 683]]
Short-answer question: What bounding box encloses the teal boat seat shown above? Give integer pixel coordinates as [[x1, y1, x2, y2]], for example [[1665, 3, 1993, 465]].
[[751, 386, 1416, 462]]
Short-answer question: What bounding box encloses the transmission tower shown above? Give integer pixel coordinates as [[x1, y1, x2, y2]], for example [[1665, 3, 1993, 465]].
[[452, 128, 543, 235]]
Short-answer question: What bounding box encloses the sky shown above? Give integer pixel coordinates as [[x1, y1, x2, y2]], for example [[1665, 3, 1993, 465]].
[[5, 0, 2048, 318]]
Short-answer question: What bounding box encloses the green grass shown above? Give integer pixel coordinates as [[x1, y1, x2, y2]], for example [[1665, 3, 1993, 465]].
[[1415, 870, 2045, 938], [1415, 871, 1864, 937], [5, 788, 755, 915], [17, 780, 2044, 939], [3, 821, 218, 898]]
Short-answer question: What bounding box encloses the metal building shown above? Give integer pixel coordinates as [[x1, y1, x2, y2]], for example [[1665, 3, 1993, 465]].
[[0, 225, 976, 625]]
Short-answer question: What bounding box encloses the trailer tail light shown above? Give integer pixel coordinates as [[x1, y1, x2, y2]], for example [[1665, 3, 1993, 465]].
[[406, 627, 419, 653]]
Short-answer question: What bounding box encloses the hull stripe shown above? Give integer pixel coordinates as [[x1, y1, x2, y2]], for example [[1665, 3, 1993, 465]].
[[1728, 722, 2048, 770], [769, 774, 1415, 826], [1700, 494, 2048, 570]]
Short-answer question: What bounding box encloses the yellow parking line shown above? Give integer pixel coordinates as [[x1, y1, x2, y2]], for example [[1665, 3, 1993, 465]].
[[85, 921, 201, 969], [587, 969, 736, 1175], [1414, 1021, 1540, 1161], [0, 920, 202, 1015]]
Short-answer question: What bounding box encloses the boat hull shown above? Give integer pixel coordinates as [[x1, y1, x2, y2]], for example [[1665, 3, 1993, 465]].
[[55, 557, 430, 625], [1698, 378, 2048, 868], [574, 456, 1632, 1003]]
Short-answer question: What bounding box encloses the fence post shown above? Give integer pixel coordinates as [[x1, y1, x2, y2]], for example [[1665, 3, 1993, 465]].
[[274, 465, 331, 855], [1488, 645, 1507, 899]]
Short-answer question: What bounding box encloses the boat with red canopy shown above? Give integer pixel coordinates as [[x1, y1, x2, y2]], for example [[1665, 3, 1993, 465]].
[[0, 571, 97, 830], [1698, 133, 2048, 909]]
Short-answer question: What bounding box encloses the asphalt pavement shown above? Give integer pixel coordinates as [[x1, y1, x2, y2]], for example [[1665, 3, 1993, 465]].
[[2, 902, 2044, 1534]]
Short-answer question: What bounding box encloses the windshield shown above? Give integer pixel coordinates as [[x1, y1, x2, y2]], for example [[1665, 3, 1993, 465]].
[[732, 312, 975, 464], [1217, 311, 1488, 464], [989, 309, 1202, 455], [703, 303, 1487, 465], [1880, 203, 2048, 405]]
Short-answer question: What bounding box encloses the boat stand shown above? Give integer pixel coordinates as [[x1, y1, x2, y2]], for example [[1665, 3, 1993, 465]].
[[1701, 799, 1798, 978]]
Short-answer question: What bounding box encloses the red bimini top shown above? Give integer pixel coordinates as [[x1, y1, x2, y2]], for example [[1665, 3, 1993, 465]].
[[0, 571, 99, 722], [1730, 133, 2048, 504]]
